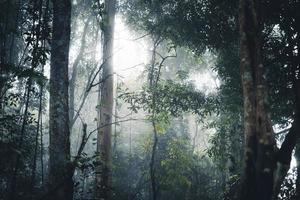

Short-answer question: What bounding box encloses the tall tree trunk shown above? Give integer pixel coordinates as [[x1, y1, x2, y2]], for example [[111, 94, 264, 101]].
[[0, 0, 19, 109], [48, 0, 73, 199], [95, 0, 116, 199], [113, 76, 119, 153], [148, 39, 159, 200], [294, 22, 300, 199], [239, 0, 276, 199]]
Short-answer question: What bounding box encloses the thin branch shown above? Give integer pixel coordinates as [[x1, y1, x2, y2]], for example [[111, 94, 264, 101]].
[[120, 63, 145, 71], [154, 50, 177, 85], [69, 14, 93, 83], [89, 118, 146, 135], [74, 123, 88, 161], [111, 112, 132, 119], [86, 47, 123, 93], [275, 127, 291, 136], [70, 47, 123, 126], [88, 73, 115, 91]]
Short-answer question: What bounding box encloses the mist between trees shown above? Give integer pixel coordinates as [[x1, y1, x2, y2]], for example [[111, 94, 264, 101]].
[[0, 0, 299, 200]]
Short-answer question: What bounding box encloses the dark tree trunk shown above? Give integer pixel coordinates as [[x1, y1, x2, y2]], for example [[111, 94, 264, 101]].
[[239, 0, 276, 199], [294, 21, 300, 199], [48, 0, 73, 200], [0, 0, 20, 109]]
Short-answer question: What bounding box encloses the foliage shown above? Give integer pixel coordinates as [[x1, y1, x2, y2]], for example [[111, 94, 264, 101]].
[[0, 0, 50, 199], [278, 169, 297, 200], [1, 0, 299, 199], [120, 80, 215, 119], [121, 0, 238, 53]]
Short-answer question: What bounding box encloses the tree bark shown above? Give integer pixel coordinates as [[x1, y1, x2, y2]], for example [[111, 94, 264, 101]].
[[0, 0, 19, 109], [95, 0, 116, 199], [48, 0, 73, 200], [294, 21, 300, 199], [239, 0, 276, 199]]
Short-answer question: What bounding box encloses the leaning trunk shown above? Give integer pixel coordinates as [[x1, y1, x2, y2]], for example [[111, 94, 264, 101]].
[[95, 0, 116, 199], [48, 0, 73, 199]]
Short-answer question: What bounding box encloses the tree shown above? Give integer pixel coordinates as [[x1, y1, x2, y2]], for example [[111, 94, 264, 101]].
[[95, 0, 116, 199], [239, 0, 276, 199], [48, 0, 73, 199], [122, 1, 300, 199]]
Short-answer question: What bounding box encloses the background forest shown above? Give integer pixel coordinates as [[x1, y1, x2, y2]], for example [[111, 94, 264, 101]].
[[0, 0, 299, 200]]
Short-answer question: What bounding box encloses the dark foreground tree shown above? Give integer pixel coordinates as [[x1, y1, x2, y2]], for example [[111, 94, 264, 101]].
[[48, 0, 73, 199], [239, 0, 300, 199], [239, 0, 275, 199]]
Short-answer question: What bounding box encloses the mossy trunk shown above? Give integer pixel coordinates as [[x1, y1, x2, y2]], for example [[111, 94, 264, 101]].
[[239, 0, 276, 199], [48, 0, 73, 199]]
